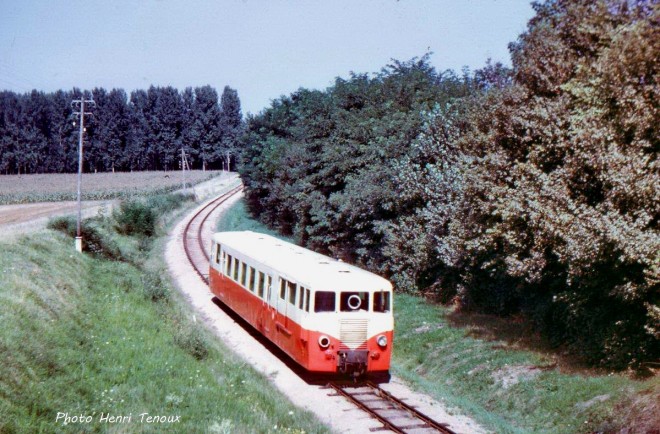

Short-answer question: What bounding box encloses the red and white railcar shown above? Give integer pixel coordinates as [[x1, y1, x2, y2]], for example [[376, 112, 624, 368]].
[[209, 231, 393, 378]]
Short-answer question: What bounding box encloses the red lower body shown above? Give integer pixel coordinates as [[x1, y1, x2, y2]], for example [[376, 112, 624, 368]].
[[209, 268, 392, 374]]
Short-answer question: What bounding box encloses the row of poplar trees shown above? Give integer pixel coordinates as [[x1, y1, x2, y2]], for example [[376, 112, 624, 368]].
[[0, 85, 242, 174], [239, 0, 659, 370]]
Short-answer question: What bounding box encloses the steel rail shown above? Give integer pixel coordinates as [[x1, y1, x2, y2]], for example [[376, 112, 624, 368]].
[[328, 381, 456, 434], [182, 184, 243, 283]]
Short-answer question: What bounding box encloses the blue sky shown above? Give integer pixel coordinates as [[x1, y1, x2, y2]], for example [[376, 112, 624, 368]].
[[1, 0, 535, 115]]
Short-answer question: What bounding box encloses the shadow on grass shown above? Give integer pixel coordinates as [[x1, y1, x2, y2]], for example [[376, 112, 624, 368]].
[[442, 302, 601, 373]]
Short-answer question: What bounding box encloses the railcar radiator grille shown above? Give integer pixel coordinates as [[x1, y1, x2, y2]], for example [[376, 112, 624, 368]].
[[340, 319, 368, 349]]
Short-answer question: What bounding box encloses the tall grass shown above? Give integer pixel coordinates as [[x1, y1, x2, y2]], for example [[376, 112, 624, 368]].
[[1, 193, 328, 433]]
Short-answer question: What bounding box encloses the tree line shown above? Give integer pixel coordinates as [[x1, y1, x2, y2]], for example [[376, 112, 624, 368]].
[[0, 85, 242, 174], [239, 0, 658, 369]]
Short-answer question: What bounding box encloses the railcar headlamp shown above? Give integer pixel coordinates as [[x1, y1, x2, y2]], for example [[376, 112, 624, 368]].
[[318, 335, 331, 349], [377, 335, 388, 348]]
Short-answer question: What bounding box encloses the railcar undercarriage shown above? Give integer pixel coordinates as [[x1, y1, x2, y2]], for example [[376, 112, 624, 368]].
[[337, 349, 369, 379]]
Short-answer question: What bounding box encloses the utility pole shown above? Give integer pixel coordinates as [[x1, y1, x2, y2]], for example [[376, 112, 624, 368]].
[[180, 148, 195, 197], [72, 93, 95, 253], [181, 148, 187, 191]]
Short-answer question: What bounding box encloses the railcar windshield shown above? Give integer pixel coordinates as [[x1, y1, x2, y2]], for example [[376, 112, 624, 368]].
[[340, 291, 368, 312], [314, 291, 335, 312], [373, 291, 391, 313]]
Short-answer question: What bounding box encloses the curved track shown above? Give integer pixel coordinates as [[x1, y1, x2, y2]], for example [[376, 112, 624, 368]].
[[328, 381, 457, 434], [183, 184, 243, 283], [182, 185, 460, 434]]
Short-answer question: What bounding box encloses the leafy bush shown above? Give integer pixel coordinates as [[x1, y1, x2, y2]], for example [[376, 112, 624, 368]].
[[113, 200, 157, 237], [113, 193, 195, 237]]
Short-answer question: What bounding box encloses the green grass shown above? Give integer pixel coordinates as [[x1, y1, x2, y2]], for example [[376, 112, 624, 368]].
[[0, 194, 329, 433], [216, 199, 294, 243], [393, 294, 659, 433], [217, 198, 660, 434]]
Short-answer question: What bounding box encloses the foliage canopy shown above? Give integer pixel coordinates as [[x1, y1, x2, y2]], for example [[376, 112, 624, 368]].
[[239, 0, 659, 369]]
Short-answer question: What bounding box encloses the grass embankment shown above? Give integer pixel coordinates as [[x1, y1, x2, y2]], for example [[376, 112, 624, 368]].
[[0, 193, 328, 433], [218, 198, 660, 434], [393, 295, 659, 433], [0, 170, 222, 204]]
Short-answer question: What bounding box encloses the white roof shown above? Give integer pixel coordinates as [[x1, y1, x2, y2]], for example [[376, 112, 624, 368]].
[[213, 231, 392, 293]]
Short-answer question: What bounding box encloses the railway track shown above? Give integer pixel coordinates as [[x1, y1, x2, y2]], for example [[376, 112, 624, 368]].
[[328, 381, 457, 434], [181, 184, 459, 434], [182, 184, 243, 283]]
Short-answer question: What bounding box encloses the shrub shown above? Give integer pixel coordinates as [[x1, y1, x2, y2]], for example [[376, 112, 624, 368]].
[[113, 200, 156, 237]]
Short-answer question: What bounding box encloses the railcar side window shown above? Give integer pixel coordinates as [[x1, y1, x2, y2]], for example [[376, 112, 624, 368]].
[[279, 279, 287, 300], [215, 244, 221, 264], [225, 254, 233, 276], [304, 288, 310, 312], [373, 291, 391, 313], [248, 267, 256, 292], [340, 292, 368, 312], [314, 291, 335, 312], [257, 271, 265, 297], [298, 286, 306, 310], [288, 281, 297, 305], [232, 257, 239, 280], [240, 262, 248, 287]]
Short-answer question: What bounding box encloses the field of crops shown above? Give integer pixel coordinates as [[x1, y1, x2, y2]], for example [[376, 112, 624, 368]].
[[0, 171, 223, 205]]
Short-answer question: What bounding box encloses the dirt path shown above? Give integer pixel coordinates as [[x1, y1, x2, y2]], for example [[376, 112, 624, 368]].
[[0, 200, 117, 240], [165, 186, 489, 433]]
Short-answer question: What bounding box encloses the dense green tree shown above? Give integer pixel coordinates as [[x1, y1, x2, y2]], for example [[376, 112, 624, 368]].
[[239, 1, 658, 369], [0, 85, 237, 174], [385, 0, 659, 368], [194, 86, 223, 170], [219, 86, 243, 171]]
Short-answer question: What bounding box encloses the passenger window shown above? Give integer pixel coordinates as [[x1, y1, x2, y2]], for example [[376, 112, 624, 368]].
[[340, 292, 368, 312], [280, 279, 287, 300], [232, 258, 239, 281], [314, 291, 335, 312], [373, 291, 391, 313], [305, 288, 310, 312], [257, 272, 265, 298], [225, 254, 232, 276], [298, 287, 306, 309], [215, 244, 221, 264], [248, 267, 256, 292], [240, 262, 247, 287], [287, 281, 296, 305]]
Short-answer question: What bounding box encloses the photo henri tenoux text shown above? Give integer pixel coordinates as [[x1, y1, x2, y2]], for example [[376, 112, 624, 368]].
[[55, 412, 180, 426]]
